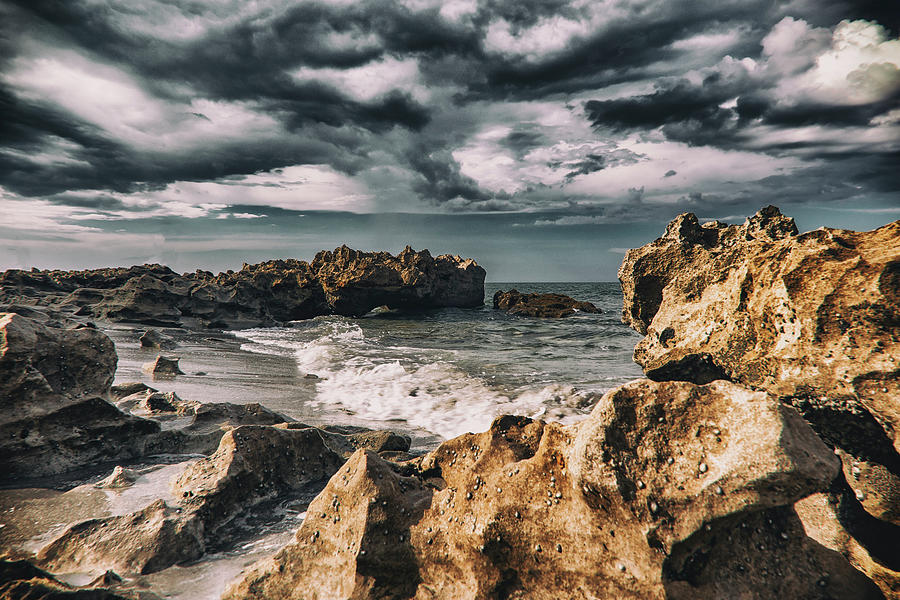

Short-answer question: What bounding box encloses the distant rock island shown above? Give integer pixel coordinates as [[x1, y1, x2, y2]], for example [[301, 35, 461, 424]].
[[0, 245, 486, 329], [493, 288, 601, 318], [1, 208, 898, 599]]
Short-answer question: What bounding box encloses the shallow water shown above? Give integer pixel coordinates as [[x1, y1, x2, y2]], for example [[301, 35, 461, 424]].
[[235, 283, 643, 442]]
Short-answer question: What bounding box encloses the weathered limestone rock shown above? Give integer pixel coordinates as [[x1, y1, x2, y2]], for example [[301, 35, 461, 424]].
[[0, 247, 485, 328], [35, 425, 350, 576], [619, 206, 900, 594], [142, 355, 183, 376], [0, 313, 161, 483], [618, 206, 898, 445], [36, 500, 205, 576], [110, 381, 156, 401], [493, 289, 601, 318], [795, 480, 900, 599], [225, 380, 870, 600], [172, 425, 345, 538], [0, 559, 149, 599], [312, 245, 485, 316]]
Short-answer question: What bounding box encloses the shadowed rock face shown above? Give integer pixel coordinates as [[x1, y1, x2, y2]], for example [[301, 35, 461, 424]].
[[618, 206, 900, 596], [0, 313, 161, 482], [493, 289, 601, 318], [0, 246, 486, 328], [224, 380, 876, 600], [0, 559, 146, 599]]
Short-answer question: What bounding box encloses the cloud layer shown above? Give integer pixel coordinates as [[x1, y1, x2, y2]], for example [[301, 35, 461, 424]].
[[0, 0, 898, 274]]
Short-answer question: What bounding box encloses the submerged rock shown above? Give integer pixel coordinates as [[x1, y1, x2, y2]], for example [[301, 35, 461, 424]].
[[618, 205, 900, 595], [0, 313, 161, 483], [0, 246, 486, 328], [225, 379, 874, 600], [493, 289, 601, 318]]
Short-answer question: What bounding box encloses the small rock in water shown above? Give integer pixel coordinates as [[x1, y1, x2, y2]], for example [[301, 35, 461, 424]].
[[142, 355, 184, 376], [94, 465, 139, 489]]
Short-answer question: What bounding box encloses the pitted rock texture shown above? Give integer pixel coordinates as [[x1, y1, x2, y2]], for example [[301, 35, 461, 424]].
[[0, 246, 485, 328], [0, 558, 150, 599], [619, 205, 900, 595], [35, 423, 410, 577], [0, 313, 160, 483], [224, 379, 875, 600], [493, 289, 601, 318], [36, 500, 205, 576], [618, 206, 898, 447]]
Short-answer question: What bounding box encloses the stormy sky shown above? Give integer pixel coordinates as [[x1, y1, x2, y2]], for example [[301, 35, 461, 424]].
[[1, 0, 898, 280]]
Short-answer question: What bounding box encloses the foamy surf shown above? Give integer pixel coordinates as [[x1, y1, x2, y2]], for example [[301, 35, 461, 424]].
[[236, 312, 613, 440]]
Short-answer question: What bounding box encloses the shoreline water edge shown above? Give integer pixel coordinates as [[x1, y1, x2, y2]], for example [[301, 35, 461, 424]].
[[1, 206, 898, 599]]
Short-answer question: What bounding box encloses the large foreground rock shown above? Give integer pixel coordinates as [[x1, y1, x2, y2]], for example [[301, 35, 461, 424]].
[[618, 206, 900, 595], [0, 246, 486, 328], [493, 289, 601, 318], [225, 379, 881, 599], [0, 313, 161, 482]]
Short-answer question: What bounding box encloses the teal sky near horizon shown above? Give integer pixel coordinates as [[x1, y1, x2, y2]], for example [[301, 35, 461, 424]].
[[3, 202, 896, 281]]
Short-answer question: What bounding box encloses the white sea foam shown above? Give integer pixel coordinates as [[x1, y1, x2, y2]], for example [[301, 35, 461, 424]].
[[237, 320, 600, 440]]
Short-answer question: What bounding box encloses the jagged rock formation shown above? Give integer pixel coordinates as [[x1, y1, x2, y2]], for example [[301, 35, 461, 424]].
[[493, 289, 601, 318], [0, 312, 161, 483], [0, 246, 486, 328], [0, 558, 153, 599], [33, 423, 412, 577], [619, 206, 900, 596], [225, 379, 881, 600]]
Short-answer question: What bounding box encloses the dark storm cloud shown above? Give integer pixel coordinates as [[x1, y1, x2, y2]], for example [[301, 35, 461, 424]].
[[0, 0, 898, 214], [500, 128, 548, 160], [406, 145, 490, 203], [564, 154, 606, 181]]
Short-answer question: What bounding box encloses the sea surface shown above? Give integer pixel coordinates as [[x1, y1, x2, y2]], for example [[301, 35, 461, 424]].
[[234, 282, 644, 446]]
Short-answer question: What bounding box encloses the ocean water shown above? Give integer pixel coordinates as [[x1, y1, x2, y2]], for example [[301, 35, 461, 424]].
[[235, 282, 644, 445]]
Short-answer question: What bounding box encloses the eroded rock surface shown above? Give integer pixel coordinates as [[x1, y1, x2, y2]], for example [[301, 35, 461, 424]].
[[0, 246, 485, 328], [0, 558, 151, 599], [34, 422, 410, 577], [493, 289, 601, 318], [225, 379, 874, 600], [619, 206, 900, 596], [0, 313, 161, 483]]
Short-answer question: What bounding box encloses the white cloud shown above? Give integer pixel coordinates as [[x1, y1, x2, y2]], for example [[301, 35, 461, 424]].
[[764, 18, 900, 105], [2, 46, 282, 153], [293, 57, 429, 103]]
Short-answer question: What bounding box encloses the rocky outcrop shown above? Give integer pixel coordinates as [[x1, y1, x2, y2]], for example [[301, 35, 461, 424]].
[[33, 422, 412, 577], [493, 289, 601, 318], [36, 500, 205, 576], [312, 245, 485, 316], [225, 379, 879, 600], [0, 558, 151, 599], [0, 246, 486, 328], [618, 206, 900, 596], [0, 313, 161, 483]]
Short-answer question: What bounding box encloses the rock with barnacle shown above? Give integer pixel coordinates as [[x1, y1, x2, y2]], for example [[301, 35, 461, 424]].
[[224, 380, 881, 600]]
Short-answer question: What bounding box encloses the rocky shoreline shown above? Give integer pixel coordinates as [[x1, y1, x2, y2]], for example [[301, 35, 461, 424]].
[[1, 213, 898, 599]]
